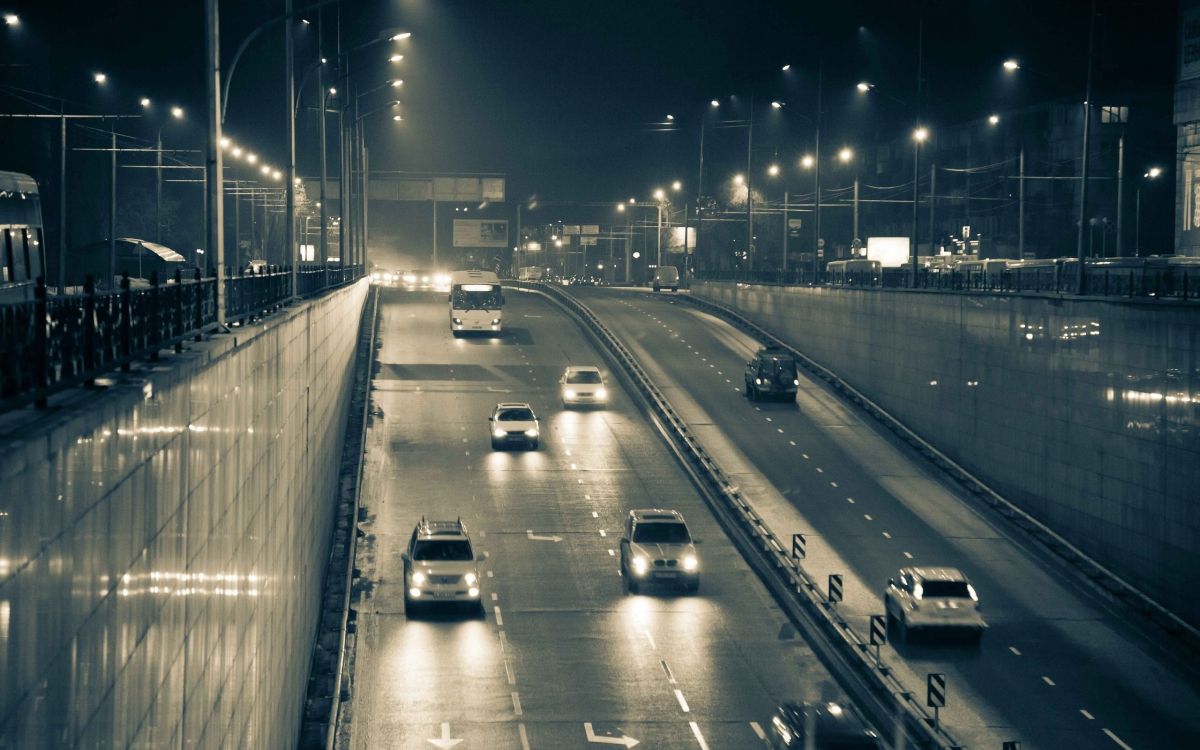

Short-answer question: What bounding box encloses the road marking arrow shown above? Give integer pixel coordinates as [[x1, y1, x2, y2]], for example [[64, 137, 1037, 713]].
[[427, 722, 463, 749], [584, 722, 640, 747], [527, 529, 563, 542]]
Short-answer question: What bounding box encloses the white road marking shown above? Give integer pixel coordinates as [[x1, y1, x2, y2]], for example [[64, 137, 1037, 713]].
[[1102, 728, 1133, 750], [585, 494, 591, 499], [777, 428, 784, 434], [903, 551, 914, 559], [519, 723, 531, 750], [505, 660, 516, 684], [527, 530, 563, 542], [661, 659, 676, 684], [487, 570, 494, 578], [1081, 709, 1095, 720], [1042, 676, 1056, 686], [571, 463, 578, 469], [789, 440, 796, 446], [749, 721, 766, 740], [765, 417, 772, 422], [1009, 646, 1022, 656], [592, 511, 599, 518], [566, 449, 572, 456], [494, 606, 504, 626], [644, 629, 657, 650], [816, 467, 824, 473], [864, 514, 873, 521], [491, 593, 498, 601], [599, 529, 607, 537], [608, 549, 615, 556], [674, 689, 690, 712], [499, 630, 507, 653], [847, 497, 855, 504], [689, 721, 708, 749], [802, 453, 809, 459], [830, 481, 838, 487], [512, 691, 523, 715], [883, 532, 892, 539]]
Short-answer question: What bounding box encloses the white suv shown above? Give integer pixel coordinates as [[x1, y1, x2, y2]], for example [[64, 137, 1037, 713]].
[[885, 566, 985, 642], [402, 518, 486, 615], [489, 402, 540, 450], [619, 509, 700, 593], [560, 366, 608, 407]]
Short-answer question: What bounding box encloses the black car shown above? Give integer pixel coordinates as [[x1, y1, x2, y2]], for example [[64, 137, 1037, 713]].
[[745, 346, 799, 401], [768, 701, 881, 749]]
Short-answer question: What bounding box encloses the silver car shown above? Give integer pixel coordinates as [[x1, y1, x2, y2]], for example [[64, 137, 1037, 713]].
[[619, 509, 700, 593], [560, 365, 608, 408], [489, 402, 540, 450], [885, 566, 986, 642], [402, 518, 487, 615]]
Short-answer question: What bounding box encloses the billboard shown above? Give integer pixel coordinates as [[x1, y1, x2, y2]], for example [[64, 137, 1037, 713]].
[[867, 237, 910, 268], [453, 219, 509, 248], [668, 227, 696, 253]]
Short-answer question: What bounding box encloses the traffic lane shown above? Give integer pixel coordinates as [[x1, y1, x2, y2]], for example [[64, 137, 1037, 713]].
[[577, 289, 1200, 750], [348, 288, 834, 750]]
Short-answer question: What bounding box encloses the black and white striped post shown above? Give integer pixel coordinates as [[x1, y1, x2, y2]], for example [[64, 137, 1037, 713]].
[[869, 614, 887, 668], [827, 574, 843, 611], [791, 532, 806, 560], [926, 672, 946, 730]]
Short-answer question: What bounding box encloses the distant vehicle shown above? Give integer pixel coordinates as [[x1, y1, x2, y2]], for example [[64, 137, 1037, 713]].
[[826, 258, 881, 286], [560, 365, 607, 408], [449, 269, 503, 335], [954, 258, 1008, 287], [488, 402, 540, 450], [402, 517, 487, 615], [652, 265, 679, 292], [619, 509, 699, 593], [518, 267, 545, 281], [768, 701, 882, 749], [885, 566, 986, 643], [244, 259, 268, 275], [0, 170, 45, 302], [745, 346, 799, 402]]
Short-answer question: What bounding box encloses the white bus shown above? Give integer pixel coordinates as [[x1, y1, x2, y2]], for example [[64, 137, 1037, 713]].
[[449, 270, 504, 336]]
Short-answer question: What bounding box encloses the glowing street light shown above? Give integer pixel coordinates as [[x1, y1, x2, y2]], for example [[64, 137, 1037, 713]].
[[219, 136, 231, 149], [838, 147, 854, 163], [140, 97, 152, 108], [628, 198, 636, 204], [389, 54, 404, 63], [988, 114, 1000, 125], [4, 13, 19, 25], [672, 180, 682, 192], [232, 146, 243, 158], [246, 153, 258, 164], [391, 31, 412, 40], [1146, 166, 1163, 179], [328, 87, 337, 96], [654, 188, 665, 200], [856, 81, 872, 92], [666, 114, 675, 120], [771, 101, 783, 109], [1003, 59, 1020, 72], [710, 99, 719, 107], [781, 64, 791, 71], [170, 106, 184, 119], [272, 170, 282, 181], [800, 154, 815, 169], [733, 174, 744, 185], [617, 203, 626, 212], [913, 126, 929, 142], [261, 165, 271, 176], [93, 72, 107, 85], [767, 164, 780, 177]]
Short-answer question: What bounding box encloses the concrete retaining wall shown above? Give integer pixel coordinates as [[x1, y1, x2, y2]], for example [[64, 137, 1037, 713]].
[[692, 281, 1200, 627], [0, 280, 368, 748]]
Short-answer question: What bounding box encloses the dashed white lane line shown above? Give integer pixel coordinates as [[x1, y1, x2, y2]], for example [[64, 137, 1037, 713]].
[[802, 453, 809, 459], [505, 660, 516, 685], [518, 723, 531, 750], [491, 592, 498, 601], [689, 720, 708, 749], [608, 549, 615, 556], [789, 440, 796, 446], [644, 629, 657, 650], [487, 570, 494, 578], [1081, 709, 1095, 720], [674, 689, 690, 712], [661, 660, 677, 684], [511, 691, 523, 716], [882, 532, 892, 539], [765, 417, 773, 422], [750, 721, 766, 740], [499, 630, 508, 653], [494, 606, 504, 626], [830, 481, 838, 488], [1042, 675, 1056, 686], [815, 467, 824, 474], [864, 514, 873, 521], [847, 497, 856, 504], [599, 529, 607, 537], [592, 511, 599, 518], [1009, 646, 1022, 656], [1103, 728, 1133, 750], [777, 428, 784, 434], [903, 551, 914, 559]]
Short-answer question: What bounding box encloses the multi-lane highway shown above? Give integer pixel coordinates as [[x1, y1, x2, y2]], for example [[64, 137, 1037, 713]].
[[572, 287, 1200, 750], [338, 287, 850, 749]]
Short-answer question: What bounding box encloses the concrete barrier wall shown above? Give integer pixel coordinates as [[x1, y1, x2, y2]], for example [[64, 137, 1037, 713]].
[[0, 280, 368, 748], [692, 281, 1200, 627]]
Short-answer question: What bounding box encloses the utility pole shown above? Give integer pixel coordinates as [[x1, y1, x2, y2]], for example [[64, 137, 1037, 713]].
[[697, 115, 706, 268], [929, 163, 937, 255], [746, 97, 754, 272], [59, 113, 66, 292], [1018, 147, 1026, 258], [205, 0, 225, 322], [1076, 0, 1097, 292], [109, 126, 117, 289], [813, 63, 823, 282], [1116, 132, 1125, 256], [910, 14, 924, 288], [285, 0, 297, 297], [782, 189, 789, 272], [853, 177, 860, 245]]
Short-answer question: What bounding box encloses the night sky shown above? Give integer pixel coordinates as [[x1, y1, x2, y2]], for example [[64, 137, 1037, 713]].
[[0, 0, 1181, 254]]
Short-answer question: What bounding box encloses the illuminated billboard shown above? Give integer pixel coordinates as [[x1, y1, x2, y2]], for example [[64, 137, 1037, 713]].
[[867, 237, 909, 268]]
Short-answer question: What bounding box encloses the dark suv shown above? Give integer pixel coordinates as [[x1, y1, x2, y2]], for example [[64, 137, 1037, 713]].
[[744, 346, 799, 402]]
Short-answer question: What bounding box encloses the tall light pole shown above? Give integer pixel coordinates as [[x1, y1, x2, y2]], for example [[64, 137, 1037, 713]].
[[911, 126, 929, 287], [205, 0, 225, 323], [155, 106, 184, 246], [1136, 167, 1162, 255], [1075, 0, 1098, 291], [286, 1, 297, 297]]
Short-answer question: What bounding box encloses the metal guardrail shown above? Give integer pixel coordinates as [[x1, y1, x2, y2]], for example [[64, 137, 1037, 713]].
[[512, 281, 960, 750], [695, 264, 1200, 300], [0, 265, 363, 413], [678, 291, 1200, 656]]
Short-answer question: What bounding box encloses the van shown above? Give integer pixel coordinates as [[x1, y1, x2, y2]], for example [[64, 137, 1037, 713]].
[[652, 265, 680, 292]]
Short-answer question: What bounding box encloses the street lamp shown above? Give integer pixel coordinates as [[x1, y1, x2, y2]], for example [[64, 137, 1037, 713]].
[[911, 126, 930, 286], [856, 81, 872, 92], [93, 72, 107, 84], [800, 154, 815, 169], [389, 54, 404, 63], [4, 13, 18, 25], [710, 99, 719, 108], [140, 97, 151, 108], [1003, 59, 1020, 72], [733, 174, 744, 185], [838, 147, 853, 163], [1135, 167, 1162, 255], [672, 180, 682, 192], [654, 188, 665, 200], [988, 114, 1000, 126], [171, 106, 184, 119]]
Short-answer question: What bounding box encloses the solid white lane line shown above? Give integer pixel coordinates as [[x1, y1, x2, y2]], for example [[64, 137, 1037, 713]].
[[1042, 676, 1056, 686], [518, 723, 531, 750], [644, 629, 657, 650], [512, 691, 523, 716], [750, 721, 766, 740], [689, 721, 708, 749], [1081, 709, 1095, 720], [903, 551, 914, 559], [505, 660, 516, 684], [674, 689, 690, 712], [1009, 645, 1022, 656], [1102, 728, 1133, 750], [494, 606, 504, 626]]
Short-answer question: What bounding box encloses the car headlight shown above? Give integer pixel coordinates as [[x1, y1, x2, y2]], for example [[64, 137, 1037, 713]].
[[595, 387, 607, 400], [371, 272, 381, 281], [453, 317, 462, 325], [409, 587, 421, 598], [755, 378, 762, 385], [412, 572, 426, 585], [468, 587, 480, 597], [682, 554, 699, 572], [384, 272, 395, 282], [493, 428, 505, 438], [465, 572, 478, 586], [793, 379, 799, 386], [631, 556, 648, 575], [491, 318, 501, 325], [524, 428, 538, 437], [564, 388, 577, 399], [404, 274, 416, 283]]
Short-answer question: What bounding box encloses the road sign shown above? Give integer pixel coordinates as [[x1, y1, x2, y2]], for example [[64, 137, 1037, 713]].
[[927, 673, 946, 708], [962, 225, 971, 239], [828, 574, 843, 602], [869, 615, 887, 645], [582, 224, 600, 235], [563, 224, 581, 235], [581, 236, 598, 246], [791, 533, 806, 560]]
